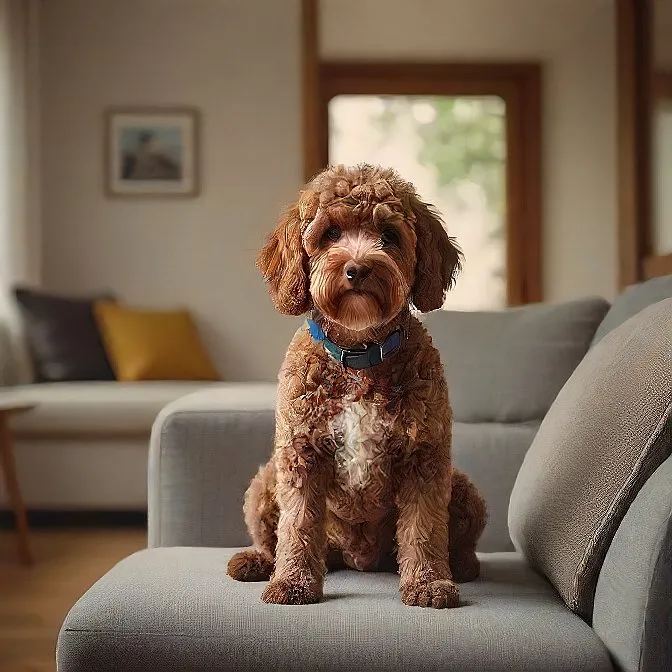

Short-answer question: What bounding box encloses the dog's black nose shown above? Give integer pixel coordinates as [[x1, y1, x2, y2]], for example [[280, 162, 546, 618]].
[[345, 263, 371, 284]]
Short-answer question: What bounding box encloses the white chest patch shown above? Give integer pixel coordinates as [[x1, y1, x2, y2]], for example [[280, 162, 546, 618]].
[[331, 400, 386, 488]]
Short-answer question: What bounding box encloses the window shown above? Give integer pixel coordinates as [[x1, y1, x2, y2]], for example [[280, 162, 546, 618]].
[[315, 63, 542, 307], [329, 94, 506, 310]]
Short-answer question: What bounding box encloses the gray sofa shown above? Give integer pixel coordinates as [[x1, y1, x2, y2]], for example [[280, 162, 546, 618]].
[[0, 312, 219, 510], [55, 278, 672, 672]]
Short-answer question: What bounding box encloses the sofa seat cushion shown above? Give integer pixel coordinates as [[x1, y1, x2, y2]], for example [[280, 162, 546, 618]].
[[57, 548, 613, 672], [6, 381, 225, 437]]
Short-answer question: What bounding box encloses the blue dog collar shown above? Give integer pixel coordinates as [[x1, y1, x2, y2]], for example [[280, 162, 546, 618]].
[[307, 318, 403, 370]]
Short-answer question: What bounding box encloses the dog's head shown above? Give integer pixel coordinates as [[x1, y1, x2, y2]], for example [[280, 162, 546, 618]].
[[257, 164, 462, 331]]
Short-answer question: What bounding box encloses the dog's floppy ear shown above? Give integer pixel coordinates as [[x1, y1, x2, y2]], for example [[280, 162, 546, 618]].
[[256, 199, 311, 316], [410, 196, 463, 313]]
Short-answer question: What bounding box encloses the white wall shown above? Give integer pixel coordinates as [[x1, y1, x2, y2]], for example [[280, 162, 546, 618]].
[[40, 0, 618, 383], [543, 6, 617, 300], [321, 0, 617, 304], [40, 0, 304, 382], [320, 0, 609, 61]]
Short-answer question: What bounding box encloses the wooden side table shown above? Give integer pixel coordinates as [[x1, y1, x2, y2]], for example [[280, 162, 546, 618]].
[[0, 403, 34, 565]]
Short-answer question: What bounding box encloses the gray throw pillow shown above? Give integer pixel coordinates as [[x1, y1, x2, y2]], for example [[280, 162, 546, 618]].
[[423, 297, 610, 423], [508, 298, 672, 620]]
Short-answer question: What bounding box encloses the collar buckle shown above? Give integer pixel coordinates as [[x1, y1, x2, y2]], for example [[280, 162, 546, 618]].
[[338, 339, 386, 369], [307, 318, 404, 370]]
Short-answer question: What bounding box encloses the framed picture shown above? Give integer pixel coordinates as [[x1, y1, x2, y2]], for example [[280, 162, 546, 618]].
[[104, 107, 200, 197]]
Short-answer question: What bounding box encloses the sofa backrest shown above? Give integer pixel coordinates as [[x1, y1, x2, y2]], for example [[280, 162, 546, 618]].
[[592, 274, 672, 346], [423, 297, 612, 554], [423, 296, 611, 424]]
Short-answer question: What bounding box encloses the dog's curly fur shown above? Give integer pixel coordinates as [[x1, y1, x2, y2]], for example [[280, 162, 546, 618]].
[[228, 164, 487, 608]]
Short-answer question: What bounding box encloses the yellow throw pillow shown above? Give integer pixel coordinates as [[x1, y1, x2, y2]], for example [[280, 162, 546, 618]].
[[93, 301, 221, 382]]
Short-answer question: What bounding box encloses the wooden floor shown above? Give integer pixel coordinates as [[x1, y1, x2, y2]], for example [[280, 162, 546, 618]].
[[0, 528, 146, 672]]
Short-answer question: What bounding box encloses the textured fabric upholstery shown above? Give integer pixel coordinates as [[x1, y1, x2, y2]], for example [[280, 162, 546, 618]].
[[423, 297, 610, 423], [508, 299, 672, 619], [452, 421, 539, 552], [592, 274, 672, 345], [593, 455, 672, 672], [57, 549, 613, 672], [148, 387, 533, 552], [148, 384, 278, 548], [5, 380, 222, 436]]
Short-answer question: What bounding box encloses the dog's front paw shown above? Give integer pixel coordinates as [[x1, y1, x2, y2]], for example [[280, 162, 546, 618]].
[[400, 578, 460, 609], [262, 578, 322, 605]]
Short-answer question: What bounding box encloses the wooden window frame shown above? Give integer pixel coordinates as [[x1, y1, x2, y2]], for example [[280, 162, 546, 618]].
[[309, 62, 542, 306], [616, 0, 653, 287], [616, 0, 672, 283], [653, 71, 672, 99], [648, 70, 672, 277]]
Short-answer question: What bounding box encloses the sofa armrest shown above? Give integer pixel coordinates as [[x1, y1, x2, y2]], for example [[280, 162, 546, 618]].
[[147, 383, 277, 548], [593, 450, 672, 672]]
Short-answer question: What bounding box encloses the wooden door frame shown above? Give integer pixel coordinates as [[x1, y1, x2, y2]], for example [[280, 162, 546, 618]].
[[615, 0, 672, 283], [653, 71, 672, 99], [648, 70, 672, 277], [311, 62, 543, 306]]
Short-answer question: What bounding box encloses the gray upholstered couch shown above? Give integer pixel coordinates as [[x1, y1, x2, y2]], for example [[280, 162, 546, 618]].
[[56, 277, 672, 672], [0, 310, 219, 510]]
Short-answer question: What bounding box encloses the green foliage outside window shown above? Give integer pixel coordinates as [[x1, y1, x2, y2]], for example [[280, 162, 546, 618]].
[[372, 96, 506, 240]]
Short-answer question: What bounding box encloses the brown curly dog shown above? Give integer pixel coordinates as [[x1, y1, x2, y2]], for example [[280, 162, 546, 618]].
[[227, 164, 487, 609]]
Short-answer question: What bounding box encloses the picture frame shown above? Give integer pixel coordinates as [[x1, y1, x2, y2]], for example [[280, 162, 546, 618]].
[[104, 106, 200, 198]]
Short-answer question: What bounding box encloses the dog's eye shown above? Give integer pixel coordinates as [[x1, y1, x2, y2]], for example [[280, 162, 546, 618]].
[[324, 226, 342, 243], [381, 226, 400, 247]]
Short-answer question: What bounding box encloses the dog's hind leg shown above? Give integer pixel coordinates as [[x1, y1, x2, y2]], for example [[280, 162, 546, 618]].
[[448, 468, 487, 583], [227, 462, 278, 581]]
